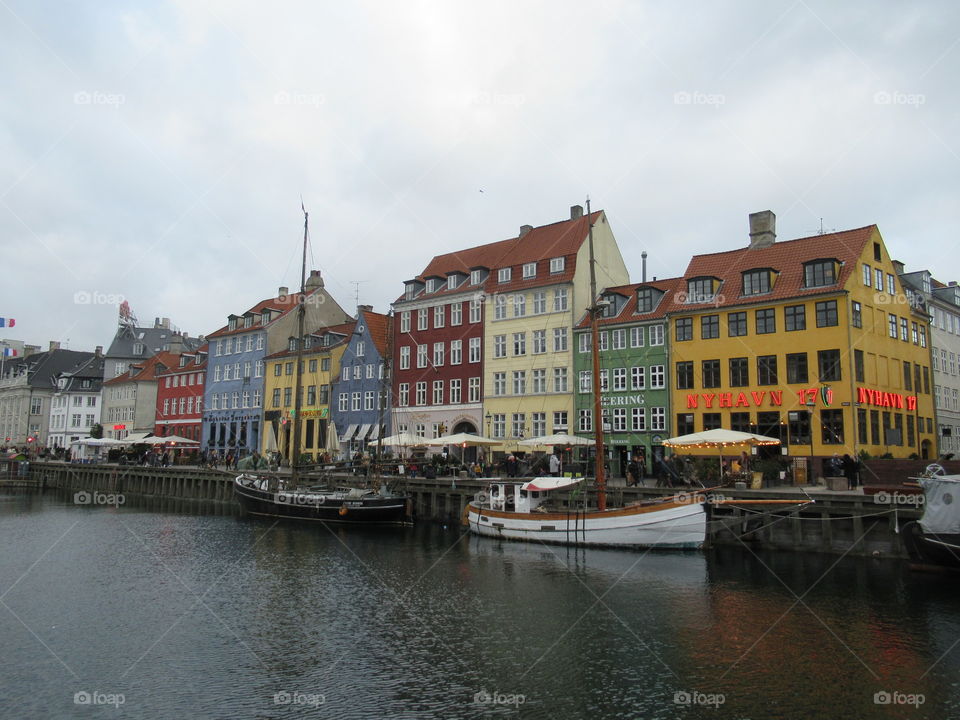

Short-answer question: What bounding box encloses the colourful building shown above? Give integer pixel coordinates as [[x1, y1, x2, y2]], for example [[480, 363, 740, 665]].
[[574, 278, 679, 477], [667, 211, 935, 477], [262, 322, 353, 462], [154, 344, 207, 444]]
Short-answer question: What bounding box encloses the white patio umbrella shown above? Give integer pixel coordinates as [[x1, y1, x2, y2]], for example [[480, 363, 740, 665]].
[[144, 434, 199, 445], [662, 428, 781, 477], [325, 421, 339, 454], [518, 433, 594, 447], [425, 432, 500, 446], [372, 431, 426, 448]]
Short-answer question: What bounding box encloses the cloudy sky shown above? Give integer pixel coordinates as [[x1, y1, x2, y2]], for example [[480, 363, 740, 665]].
[[2, 1, 957, 352]]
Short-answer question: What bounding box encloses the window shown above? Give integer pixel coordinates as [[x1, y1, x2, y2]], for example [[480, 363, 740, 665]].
[[449, 379, 462, 404], [553, 327, 568, 352], [636, 288, 654, 313], [650, 365, 665, 389], [755, 308, 776, 334], [854, 349, 865, 382], [522, 262, 536, 278], [451, 303, 462, 326], [598, 332, 608, 351], [469, 377, 480, 402], [851, 301, 862, 328], [821, 409, 844, 444], [818, 349, 841, 381], [550, 257, 565, 273], [613, 367, 627, 391], [786, 353, 808, 384], [676, 317, 693, 341], [492, 414, 505, 438], [470, 269, 482, 285], [434, 305, 445, 328], [815, 300, 838, 328], [447, 275, 458, 291], [532, 330, 546, 354], [579, 333, 591, 353], [432, 381, 443, 405], [702, 359, 721, 388], [650, 407, 666, 431], [612, 408, 627, 432], [579, 370, 592, 393], [400, 346, 411, 370], [417, 309, 428, 331], [649, 325, 664, 345], [223, 364, 232, 381], [631, 366, 645, 390], [676, 414, 695, 435], [433, 343, 445, 367], [553, 411, 568, 432], [701, 315, 719, 339], [742, 269, 771, 295], [498, 267, 511, 283], [366, 364, 374, 379], [417, 345, 428, 368], [728, 312, 746, 337], [512, 413, 526, 438], [493, 372, 506, 396], [612, 329, 626, 349], [703, 413, 722, 431], [888, 314, 898, 338], [875, 268, 883, 291], [862, 264, 872, 286], [469, 337, 481, 362], [469, 299, 482, 323], [532, 291, 546, 314], [450, 340, 462, 365], [804, 260, 836, 287], [630, 326, 645, 347], [870, 410, 880, 444], [911, 322, 918, 345], [533, 369, 547, 393], [553, 288, 568, 312], [785, 305, 806, 331], [578, 409, 592, 433], [629, 408, 645, 432], [554, 367, 568, 392], [513, 332, 526, 356], [887, 273, 895, 295], [686, 277, 716, 303], [904, 361, 913, 391], [900, 317, 909, 342], [758, 355, 778, 385], [415, 382, 427, 406], [920, 326, 927, 348], [513, 294, 526, 317], [398, 384, 409, 407], [513, 371, 526, 395], [494, 295, 507, 320], [731, 412, 751, 433]]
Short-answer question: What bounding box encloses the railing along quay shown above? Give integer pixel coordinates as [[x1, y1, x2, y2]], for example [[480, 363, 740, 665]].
[[23, 462, 920, 558]]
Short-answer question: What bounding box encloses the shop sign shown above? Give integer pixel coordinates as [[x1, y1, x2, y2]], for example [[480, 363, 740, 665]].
[[857, 387, 918, 411]]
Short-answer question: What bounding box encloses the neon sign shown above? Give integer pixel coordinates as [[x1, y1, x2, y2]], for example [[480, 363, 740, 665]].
[[857, 387, 917, 411]]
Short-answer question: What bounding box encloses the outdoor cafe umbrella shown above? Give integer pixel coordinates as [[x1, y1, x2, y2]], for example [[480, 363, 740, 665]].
[[425, 432, 500, 447], [324, 421, 338, 454], [371, 431, 426, 448], [518, 433, 593, 474], [143, 434, 199, 445], [662, 428, 781, 477]]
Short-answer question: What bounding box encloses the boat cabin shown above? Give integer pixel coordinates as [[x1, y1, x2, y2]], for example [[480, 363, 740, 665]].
[[482, 477, 584, 513]]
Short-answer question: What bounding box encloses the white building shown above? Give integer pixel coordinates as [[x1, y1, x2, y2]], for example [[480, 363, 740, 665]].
[[47, 351, 105, 450]]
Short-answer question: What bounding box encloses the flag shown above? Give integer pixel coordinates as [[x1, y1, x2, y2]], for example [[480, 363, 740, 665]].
[[2, 348, 16, 357], [0, 318, 14, 327]]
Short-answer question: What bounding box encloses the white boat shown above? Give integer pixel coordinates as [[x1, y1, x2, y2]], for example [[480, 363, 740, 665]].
[[464, 476, 707, 549]]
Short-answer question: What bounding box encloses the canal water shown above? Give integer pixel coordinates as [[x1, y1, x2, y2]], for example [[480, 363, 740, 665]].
[[1, 490, 958, 719]]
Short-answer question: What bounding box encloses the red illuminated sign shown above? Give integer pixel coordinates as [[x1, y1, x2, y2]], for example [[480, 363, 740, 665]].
[[113, 424, 126, 430], [686, 391, 783, 409], [857, 387, 917, 411]]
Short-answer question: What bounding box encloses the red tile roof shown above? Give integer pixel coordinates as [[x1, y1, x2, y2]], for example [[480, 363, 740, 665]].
[[576, 278, 685, 329], [263, 320, 357, 360], [360, 309, 391, 357], [156, 344, 209, 376], [664, 225, 877, 313], [206, 290, 319, 339], [398, 210, 604, 302], [104, 350, 180, 385]]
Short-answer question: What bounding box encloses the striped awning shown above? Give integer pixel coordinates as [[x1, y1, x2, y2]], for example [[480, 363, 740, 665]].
[[368, 424, 380, 440], [358, 423, 372, 440], [343, 424, 358, 440]]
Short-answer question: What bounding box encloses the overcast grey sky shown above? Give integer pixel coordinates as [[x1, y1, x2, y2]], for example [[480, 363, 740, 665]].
[[2, 1, 958, 351]]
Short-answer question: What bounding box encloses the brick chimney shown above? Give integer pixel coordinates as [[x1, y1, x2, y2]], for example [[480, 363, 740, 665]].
[[570, 204, 583, 219], [168, 334, 183, 354], [519, 224, 533, 238], [749, 211, 776, 249], [49, 341, 60, 351]]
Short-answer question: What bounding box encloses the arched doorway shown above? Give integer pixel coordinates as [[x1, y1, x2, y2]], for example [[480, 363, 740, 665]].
[[453, 421, 479, 463]]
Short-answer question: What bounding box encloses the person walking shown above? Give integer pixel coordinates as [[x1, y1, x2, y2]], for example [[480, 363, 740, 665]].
[[627, 459, 640, 487], [549, 452, 560, 477], [842, 453, 858, 490]]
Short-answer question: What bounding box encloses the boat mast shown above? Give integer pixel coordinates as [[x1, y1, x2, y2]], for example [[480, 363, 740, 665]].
[[290, 202, 309, 486], [374, 309, 393, 482], [586, 197, 607, 511]]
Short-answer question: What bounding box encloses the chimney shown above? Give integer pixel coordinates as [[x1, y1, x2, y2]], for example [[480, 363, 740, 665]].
[[49, 341, 61, 351], [748, 210, 776, 249], [641, 251, 648, 283], [154, 317, 161, 327], [570, 205, 583, 220], [161, 317, 170, 329], [519, 224, 533, 238], [278, 286, 289, 298], [305, 269, 324, 290], [95, 345, 103, 357], [358, 304, 373, 313], [168, 335, 183, 354]]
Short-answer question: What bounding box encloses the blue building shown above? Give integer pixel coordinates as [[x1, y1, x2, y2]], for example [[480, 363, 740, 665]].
[[331, 306, 393, 456], [202, 273, 351, 458]]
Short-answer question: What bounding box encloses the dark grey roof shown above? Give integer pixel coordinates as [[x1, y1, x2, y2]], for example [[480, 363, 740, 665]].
[[105, 325, 200, 361], [57, 355, 106, 393], [2, 349, 97, 388]]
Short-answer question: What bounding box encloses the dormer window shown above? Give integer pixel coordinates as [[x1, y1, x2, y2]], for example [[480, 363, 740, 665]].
[[742, 269, 774, 296], [288, 338, 298, 352], [498, 267, 511, 283], [132, 343, 144, 355], [803, 259, 838, 288], [636, 287, 660, 314], [228, 318, 237, 331], [304, 336, 312, 350], [447, 275, 458, 290], [470, 269, 483, 285], [685, 277, 719, 304], [550, 257, 565, 273], [244, 316, 253, 328], [522, 262, 536, 279], [425, 278, 438, 293], [261, 310, 272, 325], [404, 281, 423, 300], [180, 356, 188, 367]]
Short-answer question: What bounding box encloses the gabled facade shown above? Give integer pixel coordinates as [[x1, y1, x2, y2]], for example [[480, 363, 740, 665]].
[[668, 211, 936, 471], [263, 322, 353, 461], [330, 307, 392, 456], [102, 351, 178, 440], [202, 271, 352, 457], [574, 279, 678, 476], [154, 345, 207, 443], [48, 351, 105, 450]]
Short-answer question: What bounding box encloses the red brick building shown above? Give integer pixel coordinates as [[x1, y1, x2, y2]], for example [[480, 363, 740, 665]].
[[154, 344, 208, 443]]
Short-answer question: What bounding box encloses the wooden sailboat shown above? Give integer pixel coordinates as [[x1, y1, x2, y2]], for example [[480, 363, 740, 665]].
[[233, 204, 412, 525]]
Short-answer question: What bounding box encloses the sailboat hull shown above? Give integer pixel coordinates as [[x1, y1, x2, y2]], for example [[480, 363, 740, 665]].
[[234, 476, 411, 525], [466, 500, 706, 549], [901, 520, 960, 572]]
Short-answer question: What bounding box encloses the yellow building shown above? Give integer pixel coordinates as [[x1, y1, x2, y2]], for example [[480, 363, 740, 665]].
[[668, 212, 935, 469], [482, 206, 629, 453], [262, 322, 353, 461]]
